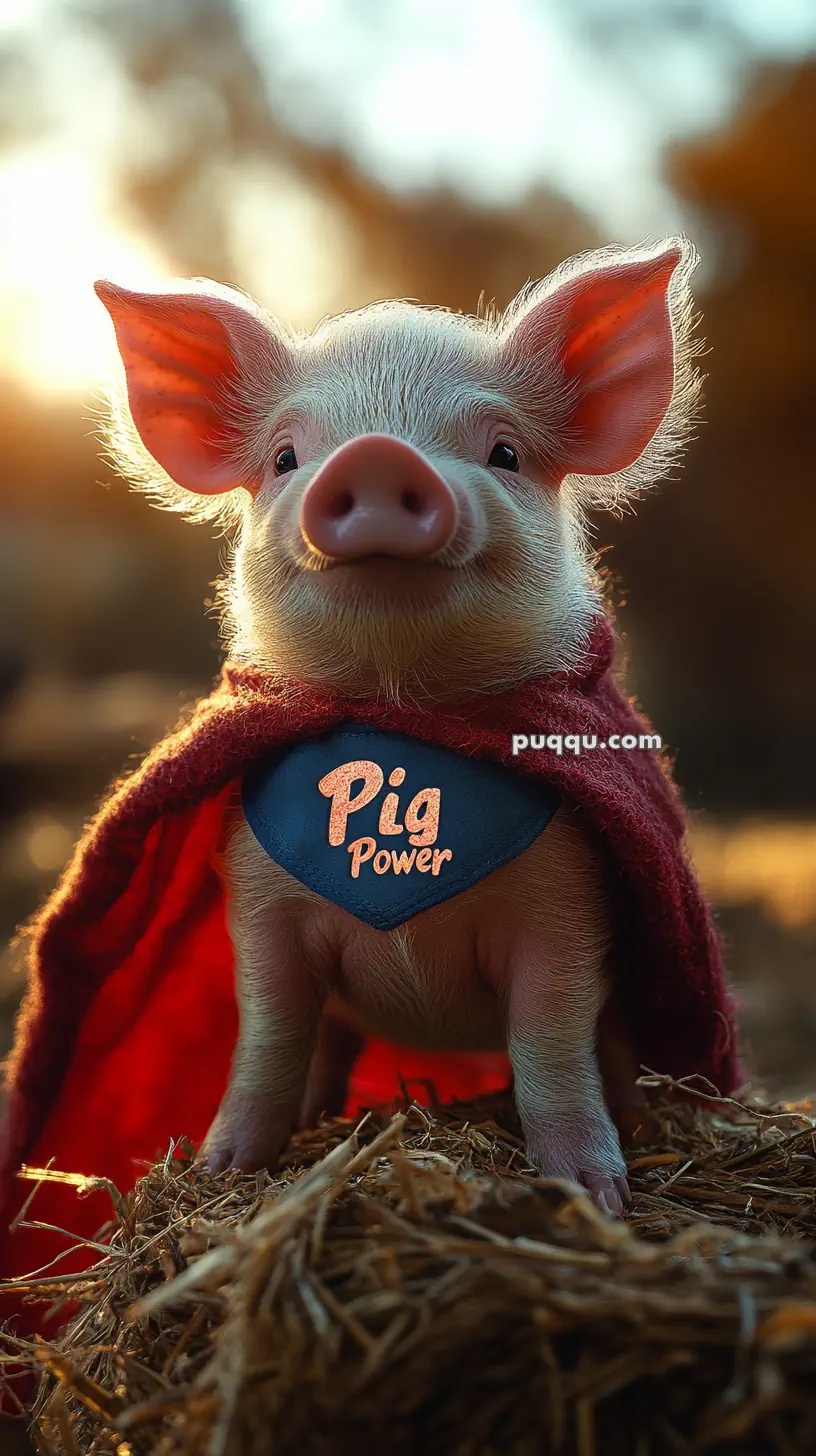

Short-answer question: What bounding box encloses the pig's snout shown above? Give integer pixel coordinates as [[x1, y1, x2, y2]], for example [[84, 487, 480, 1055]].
[[299, 434, 458, 560]]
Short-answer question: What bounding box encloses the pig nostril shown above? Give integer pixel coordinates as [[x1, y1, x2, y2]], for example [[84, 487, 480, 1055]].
[[328, 490, 355, 520], [326, 486, 432, 520], [401, 489, 424, 515]]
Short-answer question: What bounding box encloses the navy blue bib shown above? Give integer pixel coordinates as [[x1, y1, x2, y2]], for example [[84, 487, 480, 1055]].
[[242, 723, 560, 931]]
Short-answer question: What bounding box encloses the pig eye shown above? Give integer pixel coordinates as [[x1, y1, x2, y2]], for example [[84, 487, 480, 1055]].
[[488, 441, 519, 472], [274, 446, 298, 476]]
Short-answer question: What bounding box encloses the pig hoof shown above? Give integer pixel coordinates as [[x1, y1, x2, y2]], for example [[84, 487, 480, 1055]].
[[198, 1129, 288, 1175], [196, 1143, 233, 1176], [198, 1094, 293, 1174], [524, 1115, 629, 1215], [582, 1172, 631, 1216]]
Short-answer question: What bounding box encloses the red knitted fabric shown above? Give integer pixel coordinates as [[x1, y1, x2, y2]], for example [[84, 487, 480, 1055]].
[[0, 613, 742, 1338]]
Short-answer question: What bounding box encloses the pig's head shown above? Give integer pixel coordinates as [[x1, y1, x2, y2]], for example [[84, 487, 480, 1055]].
[[96, 238, 700, 701]]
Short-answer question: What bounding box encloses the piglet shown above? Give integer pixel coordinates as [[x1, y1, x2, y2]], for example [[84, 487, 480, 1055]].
[[95, 237, 699, 1214]]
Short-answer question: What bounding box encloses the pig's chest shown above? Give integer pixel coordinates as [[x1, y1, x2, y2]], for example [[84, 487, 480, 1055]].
[[238, 723, 563, 1047], [242, 722, 560, 933]]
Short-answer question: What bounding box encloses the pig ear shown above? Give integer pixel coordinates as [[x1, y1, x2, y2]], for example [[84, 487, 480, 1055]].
[[95, 281, 288, 503], [501, 239, 701, 497]]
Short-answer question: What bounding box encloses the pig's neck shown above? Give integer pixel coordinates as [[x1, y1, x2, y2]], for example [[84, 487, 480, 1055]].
[[227, 591, 602, 706]]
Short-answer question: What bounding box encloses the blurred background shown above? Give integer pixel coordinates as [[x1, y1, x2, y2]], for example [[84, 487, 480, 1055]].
[[0, 0, 814, 1096]]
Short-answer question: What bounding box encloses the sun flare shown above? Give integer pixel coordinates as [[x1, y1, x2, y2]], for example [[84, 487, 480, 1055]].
[[0, 144, 170, 397]]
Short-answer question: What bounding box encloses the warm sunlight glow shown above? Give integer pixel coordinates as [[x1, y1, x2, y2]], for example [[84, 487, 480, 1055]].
[[0, 145, 170, 397], [689, 820, 816, 930], [0, 145, 352, 399]]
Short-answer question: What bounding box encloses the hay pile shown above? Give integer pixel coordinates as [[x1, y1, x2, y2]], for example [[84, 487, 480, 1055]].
[[3, 1080, 816, 1455]]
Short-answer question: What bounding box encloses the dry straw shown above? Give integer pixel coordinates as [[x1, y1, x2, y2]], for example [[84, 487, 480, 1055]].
[[3, 1078, 816, 1455]]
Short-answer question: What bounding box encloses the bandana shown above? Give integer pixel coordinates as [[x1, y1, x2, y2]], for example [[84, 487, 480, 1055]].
[[243, 723, 561, 929]]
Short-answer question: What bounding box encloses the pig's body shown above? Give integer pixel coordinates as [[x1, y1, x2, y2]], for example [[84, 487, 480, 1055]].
[[92, 236, 704, 1213], [204, 798, 627, 1210]]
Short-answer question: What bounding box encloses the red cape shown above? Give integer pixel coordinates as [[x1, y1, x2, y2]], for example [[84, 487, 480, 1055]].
[[0, 615, 742, 1333]]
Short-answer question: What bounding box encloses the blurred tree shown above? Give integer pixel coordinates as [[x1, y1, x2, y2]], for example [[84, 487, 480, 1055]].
[[608, 63, 816, 810], [67, 0, 597, 308]]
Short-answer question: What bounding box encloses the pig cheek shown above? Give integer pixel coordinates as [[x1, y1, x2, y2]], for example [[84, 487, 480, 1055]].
[[444, 474, 488, 561], [501, 480, 565, 577], [468, 475, 538, 580], [237, 504, 302, 651], [253, 473, 302, 554]]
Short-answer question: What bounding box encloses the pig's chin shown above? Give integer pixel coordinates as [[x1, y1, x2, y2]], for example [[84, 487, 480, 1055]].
[[248, 562, 553, 703], [236, 529, 594, 701], [308, 553, 458, 601]]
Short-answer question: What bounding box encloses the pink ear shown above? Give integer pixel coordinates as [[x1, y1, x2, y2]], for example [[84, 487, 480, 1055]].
[[506, 248, 682, 478], [95, 282, 281, 496]]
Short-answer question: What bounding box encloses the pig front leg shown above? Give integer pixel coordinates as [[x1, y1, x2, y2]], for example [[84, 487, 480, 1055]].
[[201, 951, 320, 1174], [200, 944, 319, 1173], [201, 828, 321, 1174], [508, 940, 630, 1215]]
